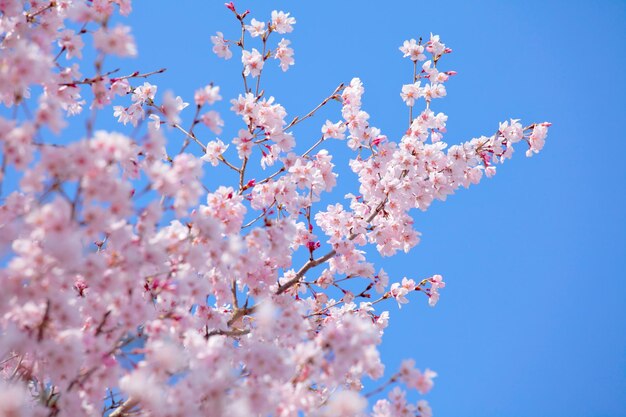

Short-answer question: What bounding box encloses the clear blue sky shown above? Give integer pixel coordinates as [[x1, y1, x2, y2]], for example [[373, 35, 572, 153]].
[[15, 1, 626, 416]]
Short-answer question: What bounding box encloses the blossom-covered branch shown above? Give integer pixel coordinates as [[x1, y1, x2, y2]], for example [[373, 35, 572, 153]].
[[0, 2, 548, 417]]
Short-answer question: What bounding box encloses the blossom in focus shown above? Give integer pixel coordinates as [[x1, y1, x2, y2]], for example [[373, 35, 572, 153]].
[[322, 120, 346, 139], [242, 48, 264, 77], [202, 139, 229, 166], [401, 82, 422, 106], [245, 18, 266, 38], [274, 39, 295, 72], [399, 38, 426, 61], [271, 10, 296, 33]]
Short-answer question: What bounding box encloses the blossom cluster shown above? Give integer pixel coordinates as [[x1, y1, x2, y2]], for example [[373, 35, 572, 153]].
[[0, 2, 548, 417]]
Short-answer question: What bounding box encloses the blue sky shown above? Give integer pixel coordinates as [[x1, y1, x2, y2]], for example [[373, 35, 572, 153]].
[[7, 1, 626, 416]]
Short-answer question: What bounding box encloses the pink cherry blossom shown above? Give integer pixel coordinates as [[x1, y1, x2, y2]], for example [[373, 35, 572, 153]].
[[322, 120, 347, 139], [194, 84, 222, 106], [132, 82, 157, 103], [202, 139, 229, 166], [245, 18, 266, 38], [211, 31, 232, 59], [242, 48, 264, 77], [271, 10, 296, 34], [160, 91, 189, 125], [93, 24, 137, 57], [401, 82, 423, 106], [274, 38, 295, 72], [426, 33, 446, 57], [399, 38, 426, 61], [200, 110, 225, 134], [57, 29, 84, 59]]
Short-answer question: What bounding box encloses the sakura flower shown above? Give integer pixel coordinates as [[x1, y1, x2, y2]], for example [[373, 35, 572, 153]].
[[200, 110, 224, 134], [500, 118, 524, 143], [148, 114, 161, 130], [201, 139, 229, 166], [422, 83, 447, 101], [271, 10, 296, 34], [430, 274, 446, 290], [245, 18, 266, 38], [374, 268, 389, 293], [401, 82, 422, 106], [427, 33, 446, 57], [321, 120, 346, 139], [57, 29, 84, 59], [260, 144, 281, 169], [194, 85, 222, 106], [90, 77, 111, 108], [233, 129, 253, 159], [92, 0, 115, 18], [132, 82, 157, 104], [321, 390, 367, 417], [242, 48, 264, 77], [113, 103, 143, 127], [0, 0, 21, 17], [160, 91, 189, 125], [272, 131, 295, 152], [528, 123, 548, 155], [35, 100, 66, 134], [316, 269, 334, 289], [399, 38, 426, 61], [211, 31, 232, 59], [422, 60, 449, 83], [274, 38, 295, 72], [418, 400, 433, 417], [390, 282, 409, 307], [416, 369, 438, 394], [0, 381, 33, 417], [93, 24, 136, 57], [112, 0, 133, 15], [431, 131, 443, 143], [401, 277, 416, 292], [110, 79, 131, 96], [427, 289, 439, 307]]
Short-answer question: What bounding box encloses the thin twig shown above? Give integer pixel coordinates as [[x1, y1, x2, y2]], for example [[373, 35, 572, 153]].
[[284, 83, 344, 131]]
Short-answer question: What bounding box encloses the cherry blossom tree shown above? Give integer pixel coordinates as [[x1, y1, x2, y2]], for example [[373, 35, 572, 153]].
[[0, 1, 550, 416]]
